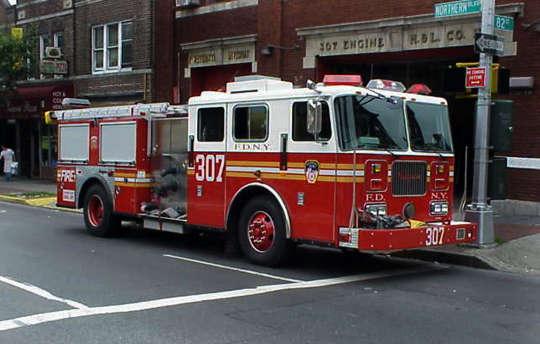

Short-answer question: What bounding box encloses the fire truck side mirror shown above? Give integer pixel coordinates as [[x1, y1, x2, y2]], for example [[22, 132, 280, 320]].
[[307, 100, 323, 137]]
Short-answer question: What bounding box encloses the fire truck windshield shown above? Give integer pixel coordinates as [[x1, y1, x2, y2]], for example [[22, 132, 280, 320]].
[[406, 102, 453, 153], [335, 95, 408, 151]]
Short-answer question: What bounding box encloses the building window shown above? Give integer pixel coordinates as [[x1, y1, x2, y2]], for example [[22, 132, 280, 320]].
[[198, 107, 224, 142], [234, 105, 268, 141], [53, 32, 64, 50], [92, 21, 133, 73], [292, 101, 332, 141], [39, 34, 51, 61]]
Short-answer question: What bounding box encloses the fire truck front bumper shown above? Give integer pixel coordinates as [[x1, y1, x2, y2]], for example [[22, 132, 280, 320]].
[[338, 221, 478, 252]]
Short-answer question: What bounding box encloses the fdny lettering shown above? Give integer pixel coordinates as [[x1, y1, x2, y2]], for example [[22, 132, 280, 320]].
[[431, 192, 448, 200], [366, 193, 385, 202], [234, 143, 271, 151]]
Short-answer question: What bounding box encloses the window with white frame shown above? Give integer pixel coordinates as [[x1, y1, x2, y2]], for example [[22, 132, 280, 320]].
[[39, 34, 51, 61], [92, 21, 133, 73]]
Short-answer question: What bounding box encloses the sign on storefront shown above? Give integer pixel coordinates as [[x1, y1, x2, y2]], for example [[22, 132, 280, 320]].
[[300, 13, 517, 69], [187, 44, 255, 68], [40, 60, 69, 75]]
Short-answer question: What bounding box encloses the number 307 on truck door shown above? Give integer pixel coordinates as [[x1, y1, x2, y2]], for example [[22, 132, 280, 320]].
[[426, 227, 445, 246], [195, 154, 225, 182]]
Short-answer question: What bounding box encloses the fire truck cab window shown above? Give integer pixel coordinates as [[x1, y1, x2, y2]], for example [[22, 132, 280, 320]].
[[292, 101, 331, 141], [335, 95, 407, 151], [233, 105, 268, 141], [197, 107, 224, 142]]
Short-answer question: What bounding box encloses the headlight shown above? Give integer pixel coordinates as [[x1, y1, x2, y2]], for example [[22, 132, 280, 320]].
[[430, 201, 449, 216], [366, 204, 387, 217]]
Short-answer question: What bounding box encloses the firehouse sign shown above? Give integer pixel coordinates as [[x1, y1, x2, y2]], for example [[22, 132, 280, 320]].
[[187, 44, 255, 68], [299, 13, 517, 68], [465, 67, 487, 88]]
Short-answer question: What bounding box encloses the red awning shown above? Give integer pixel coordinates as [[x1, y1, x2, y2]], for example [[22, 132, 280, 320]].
[[0, 83, 74, 119], [14, 86, 58, 100]]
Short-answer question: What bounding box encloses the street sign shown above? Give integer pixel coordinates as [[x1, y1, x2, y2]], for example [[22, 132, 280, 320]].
[[466, 67, 487, 88], [434, 0, 481, 18], [495, 15, 514, 31], [474, 33, 504, 56]]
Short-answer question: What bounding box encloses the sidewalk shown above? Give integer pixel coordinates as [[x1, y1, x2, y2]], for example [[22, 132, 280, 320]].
[[0, 177, 63, 209], [0, 178, 539, 274]]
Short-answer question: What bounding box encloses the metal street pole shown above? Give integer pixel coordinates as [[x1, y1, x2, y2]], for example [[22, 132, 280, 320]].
[[465, 0, 495, 247]]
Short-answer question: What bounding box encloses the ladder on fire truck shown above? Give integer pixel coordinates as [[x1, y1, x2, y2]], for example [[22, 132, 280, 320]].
[[47, 102, 187, 122]]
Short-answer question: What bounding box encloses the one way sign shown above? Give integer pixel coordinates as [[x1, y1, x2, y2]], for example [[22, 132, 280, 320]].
[[474, 33, 504, 56]]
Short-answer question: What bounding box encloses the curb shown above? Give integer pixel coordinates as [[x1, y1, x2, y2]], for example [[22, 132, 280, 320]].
[[392, 248, 496, 270], [0, 194, 81, 214]]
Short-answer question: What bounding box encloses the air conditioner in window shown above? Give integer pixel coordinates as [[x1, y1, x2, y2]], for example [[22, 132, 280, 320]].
[[177, 0, 200, 9], [45, 47, 63, 59]]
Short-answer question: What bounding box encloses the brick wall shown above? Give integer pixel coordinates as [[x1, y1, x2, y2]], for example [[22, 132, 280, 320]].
[[153, 0, 176, 102], [73, 0, 154, 103], [14, 0, 74, 79]]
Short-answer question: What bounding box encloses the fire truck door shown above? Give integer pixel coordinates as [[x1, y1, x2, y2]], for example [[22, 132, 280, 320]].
[[287, 101, 337, 243], [188, 106, 227, 229]]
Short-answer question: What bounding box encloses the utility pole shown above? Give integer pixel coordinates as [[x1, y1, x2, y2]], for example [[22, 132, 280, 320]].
[[465, 0, 496, 247]]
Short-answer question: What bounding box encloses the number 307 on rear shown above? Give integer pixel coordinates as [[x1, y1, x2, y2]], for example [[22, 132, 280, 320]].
[[426, 227, 445, 246]]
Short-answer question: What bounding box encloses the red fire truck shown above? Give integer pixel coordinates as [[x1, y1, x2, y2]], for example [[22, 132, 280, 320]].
[[48, 75, 477, 266]]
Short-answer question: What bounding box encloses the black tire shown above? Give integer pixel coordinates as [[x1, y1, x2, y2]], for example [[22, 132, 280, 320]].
[[83, 184, 120, 237], [238, 196, 292, 267]]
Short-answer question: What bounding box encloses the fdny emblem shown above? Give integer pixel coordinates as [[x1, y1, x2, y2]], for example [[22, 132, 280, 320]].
[[305, 161, 320, 184]]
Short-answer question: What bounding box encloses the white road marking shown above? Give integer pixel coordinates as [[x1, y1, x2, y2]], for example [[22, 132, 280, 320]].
[[0, 266, 440, 332], [163, 254, 302, 283], [0, 275, 88, 310]]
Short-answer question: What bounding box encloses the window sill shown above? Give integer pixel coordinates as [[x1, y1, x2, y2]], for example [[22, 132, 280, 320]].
[[92, 68, 133, 75]]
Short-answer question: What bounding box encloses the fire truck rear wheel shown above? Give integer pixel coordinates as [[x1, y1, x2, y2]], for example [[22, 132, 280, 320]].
[[83, 184, 120, 237], [238, 196, 291, 267]]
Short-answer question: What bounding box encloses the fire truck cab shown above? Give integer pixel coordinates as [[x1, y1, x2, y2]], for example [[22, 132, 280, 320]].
[[51, 75, 477, 266]]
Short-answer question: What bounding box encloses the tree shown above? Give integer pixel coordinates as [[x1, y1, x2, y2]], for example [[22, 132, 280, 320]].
[[0, 29, 36, 106]]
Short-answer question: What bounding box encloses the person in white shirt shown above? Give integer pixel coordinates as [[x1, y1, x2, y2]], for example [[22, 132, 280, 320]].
[[0, 145, 15, 182]]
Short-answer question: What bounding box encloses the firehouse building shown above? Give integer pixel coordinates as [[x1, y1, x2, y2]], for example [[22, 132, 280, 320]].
[[152, 0, 540, 216]]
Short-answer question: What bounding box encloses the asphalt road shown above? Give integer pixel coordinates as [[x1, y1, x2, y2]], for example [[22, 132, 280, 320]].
[[0, 202, 538, 344]]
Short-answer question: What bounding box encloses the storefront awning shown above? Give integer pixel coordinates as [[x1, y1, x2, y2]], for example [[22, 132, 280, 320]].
[[0, 83, 74, 119]]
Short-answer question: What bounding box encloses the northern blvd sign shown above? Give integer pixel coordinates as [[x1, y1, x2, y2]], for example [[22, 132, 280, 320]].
[[474, 33, 504, 56], [434, 0, 481, 17], [466, 67, 487, 88]]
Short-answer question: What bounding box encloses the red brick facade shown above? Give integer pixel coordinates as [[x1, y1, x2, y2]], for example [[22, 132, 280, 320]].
[[154, 0, 540, 204]]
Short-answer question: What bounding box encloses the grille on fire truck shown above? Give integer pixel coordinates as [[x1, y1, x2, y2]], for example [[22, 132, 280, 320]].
[[391, 161, 427, 196]]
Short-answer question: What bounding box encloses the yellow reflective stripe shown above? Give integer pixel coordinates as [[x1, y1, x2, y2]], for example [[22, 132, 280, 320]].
[[227, 160, 279, 167], [114, 172, 137, 178], [114, 182, 155, 188]]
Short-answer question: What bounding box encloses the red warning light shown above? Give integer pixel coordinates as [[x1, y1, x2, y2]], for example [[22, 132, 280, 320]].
[[323, 75, 363, 87], [407, 84, 432, 95]]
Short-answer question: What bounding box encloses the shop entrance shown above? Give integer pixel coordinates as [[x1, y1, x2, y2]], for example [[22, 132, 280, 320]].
[[317, 48, 478, 206]]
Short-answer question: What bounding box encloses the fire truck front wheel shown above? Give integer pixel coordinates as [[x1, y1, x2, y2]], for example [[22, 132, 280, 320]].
[[238, 196, 292, 267], [83, 185, 120, 237]]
